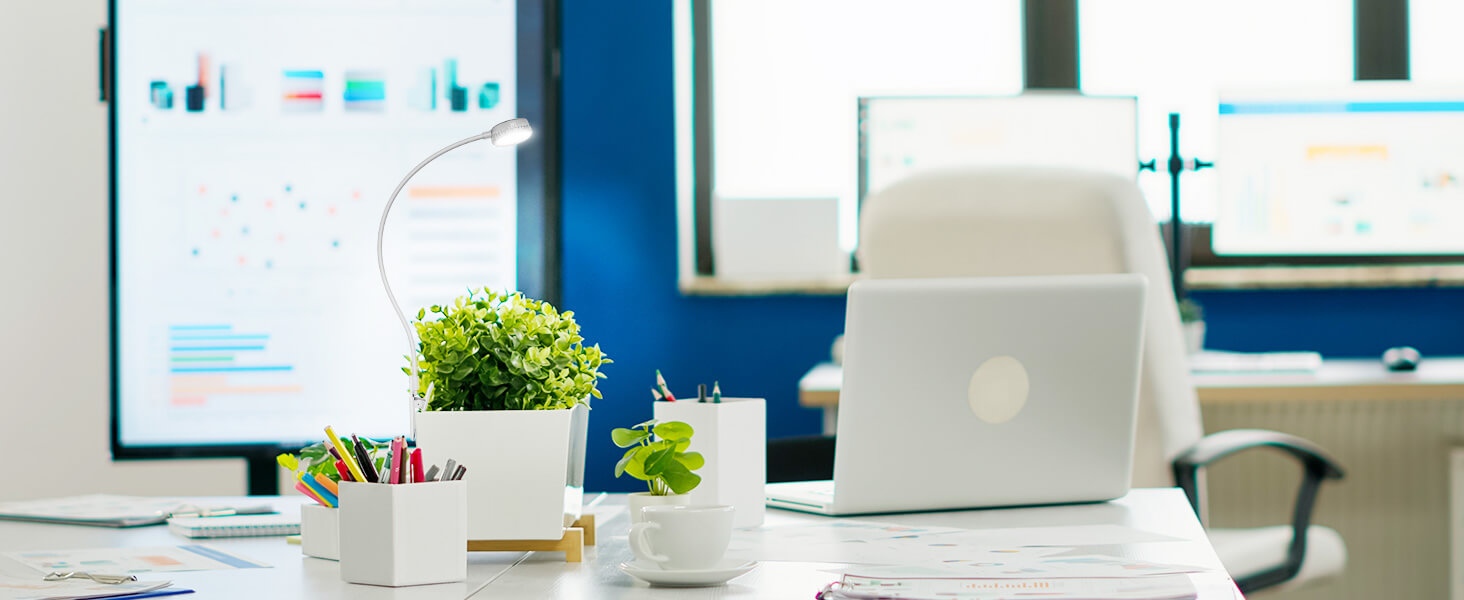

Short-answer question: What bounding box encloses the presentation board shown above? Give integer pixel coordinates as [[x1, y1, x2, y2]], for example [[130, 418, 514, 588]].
[[110, 0, 558, 455]]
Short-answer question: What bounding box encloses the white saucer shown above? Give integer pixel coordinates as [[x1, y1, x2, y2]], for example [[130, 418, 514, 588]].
[[618, 558, 758, 587]]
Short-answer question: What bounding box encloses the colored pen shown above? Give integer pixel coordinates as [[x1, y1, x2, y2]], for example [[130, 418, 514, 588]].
[[388, 439, 402, 484], [451, 465, 467, 481], [443, 459, 457, 481], [712, 381, 722, 403], [294, 481, 330, 507], [325, 426, 367, 483], [698, 384, 707, 403], [398, 438, 410, 483], [300, 474, 338, 507], [656, 370, 676, 402], [410, 448, 425, 484], [313, 473, 339, 496], [334, 459, 354, 482], [652, 388, 663, 402], [425, 464, 441, 482], [351, 436, 380, 483]]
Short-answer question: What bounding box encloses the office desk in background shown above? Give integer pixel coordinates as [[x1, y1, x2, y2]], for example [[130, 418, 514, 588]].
[[800, 358, 1464, 600], [0, 491, 1238, 599]]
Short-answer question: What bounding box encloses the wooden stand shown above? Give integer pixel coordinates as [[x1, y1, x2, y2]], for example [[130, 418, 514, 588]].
[[466, 514, 595, 563]]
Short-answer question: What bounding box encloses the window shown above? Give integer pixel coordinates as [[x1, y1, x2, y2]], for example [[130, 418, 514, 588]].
[[1411, 0, 1464, 83], [676, 0, 1023, 287], [1079, 0, 1354, 222]]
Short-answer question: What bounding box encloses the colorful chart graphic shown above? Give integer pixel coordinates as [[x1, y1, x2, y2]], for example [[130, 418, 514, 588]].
[[149, 81, 174, 109], [343, 70, 386, 112], [444, 59, 468, 112], [220, 63, 253, 111], [282, 70, 324, 112], [185, 53, 209, 112], [478, 82, 500, 109], [168, 324, 301, 406]]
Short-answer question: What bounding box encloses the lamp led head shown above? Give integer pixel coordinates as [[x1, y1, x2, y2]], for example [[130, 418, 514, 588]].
[[487, 117, 533, 146]]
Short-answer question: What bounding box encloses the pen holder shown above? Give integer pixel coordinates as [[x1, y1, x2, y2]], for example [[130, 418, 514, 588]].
[[654, 397, 766, 527], [300, 504, 340, 561], [338, 480, 467, 587]]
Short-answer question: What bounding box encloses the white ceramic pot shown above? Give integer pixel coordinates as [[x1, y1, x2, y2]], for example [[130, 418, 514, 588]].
[[414, 403, 589, 540], [1183, 321, 1206, 355], [299, 504, 340, 561], [627, 492, 691, 524]]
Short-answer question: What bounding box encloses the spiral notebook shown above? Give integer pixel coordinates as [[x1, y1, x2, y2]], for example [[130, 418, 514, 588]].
[[166, 514, 301, 539]]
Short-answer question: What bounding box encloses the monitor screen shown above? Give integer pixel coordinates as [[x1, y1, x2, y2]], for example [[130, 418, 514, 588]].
[[1214, 84, 1464, 256], [111, 0, 556, 452], [858, 94, 1138, 205]]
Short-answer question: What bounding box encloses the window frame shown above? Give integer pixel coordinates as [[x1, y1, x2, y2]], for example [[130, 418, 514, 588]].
[[681, 0, 1455, 293]]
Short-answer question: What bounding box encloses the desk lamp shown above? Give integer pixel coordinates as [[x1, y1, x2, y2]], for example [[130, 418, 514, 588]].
[[375, 117, 533, 431]]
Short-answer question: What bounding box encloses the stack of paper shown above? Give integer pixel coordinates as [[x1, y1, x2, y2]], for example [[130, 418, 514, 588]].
[[820, 573, 1198, 600], [0, 575, 182, 600], [0, 495, 273, 528]]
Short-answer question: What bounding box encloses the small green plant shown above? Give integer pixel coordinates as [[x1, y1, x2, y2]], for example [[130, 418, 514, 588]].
[[1178, 298, 1204, 324], [408, 288, 609, 411], [276, 439, 390, 482], [612, 419, 704, 495]]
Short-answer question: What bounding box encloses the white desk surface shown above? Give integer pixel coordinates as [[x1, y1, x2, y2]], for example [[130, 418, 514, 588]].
[[0, 490, 1237, 600]]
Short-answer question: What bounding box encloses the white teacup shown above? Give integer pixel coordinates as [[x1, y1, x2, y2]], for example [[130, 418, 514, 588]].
[[627, 505, 735, 571]]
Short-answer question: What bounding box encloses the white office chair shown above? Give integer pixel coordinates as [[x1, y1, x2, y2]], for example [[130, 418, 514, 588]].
[[856, 167, 1346, 594]]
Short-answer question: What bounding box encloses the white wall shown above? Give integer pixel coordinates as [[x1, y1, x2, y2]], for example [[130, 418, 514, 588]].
[[0, 0, 250, 501]]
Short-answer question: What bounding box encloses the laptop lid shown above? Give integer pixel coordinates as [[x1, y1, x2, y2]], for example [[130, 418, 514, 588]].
[[831, 274, 1147, 515]]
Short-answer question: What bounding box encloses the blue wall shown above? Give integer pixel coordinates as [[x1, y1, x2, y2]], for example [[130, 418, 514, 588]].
[[560, 0, 845, 493], [559, 1, 1464, 492]]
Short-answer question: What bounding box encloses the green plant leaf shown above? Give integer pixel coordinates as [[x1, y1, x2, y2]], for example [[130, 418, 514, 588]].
[[675, 451, 705, 471], [653, 421, 693, 442], [614, 448, 636, 478], [642, 445, 676, 477], [660, 461, 702, 495], [634, 419, 660, 430], [622, 446, 650, 479], [611, 428, 650, 448]]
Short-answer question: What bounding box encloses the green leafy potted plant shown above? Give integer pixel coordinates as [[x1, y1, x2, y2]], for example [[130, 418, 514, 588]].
[[1178, 297, 1205, 355], [410, 288, 609, 541], [612, 419, 704, 522]]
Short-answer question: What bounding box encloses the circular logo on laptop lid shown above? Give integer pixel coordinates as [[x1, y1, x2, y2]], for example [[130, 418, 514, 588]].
[[968, 356, 1029, 424]]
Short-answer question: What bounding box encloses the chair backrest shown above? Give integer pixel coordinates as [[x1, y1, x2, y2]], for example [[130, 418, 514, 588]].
[[857, 167, 1203, 488]]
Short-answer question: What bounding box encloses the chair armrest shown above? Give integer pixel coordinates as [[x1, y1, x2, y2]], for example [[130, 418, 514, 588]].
[[1172, 429, 1345, 593]]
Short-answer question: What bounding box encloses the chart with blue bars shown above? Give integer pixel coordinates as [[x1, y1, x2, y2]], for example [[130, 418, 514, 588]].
[[166, 324, 298, 407]]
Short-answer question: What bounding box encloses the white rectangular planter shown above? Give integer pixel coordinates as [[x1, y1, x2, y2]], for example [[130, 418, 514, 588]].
[[654, 398, 766, 527], [338, 480, 467, 587], [300, 504, 339, 561], [414, 403, 588, 540]]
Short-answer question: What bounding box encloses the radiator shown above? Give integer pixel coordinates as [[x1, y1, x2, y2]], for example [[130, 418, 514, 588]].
[[1200, 398, 1463, 600]]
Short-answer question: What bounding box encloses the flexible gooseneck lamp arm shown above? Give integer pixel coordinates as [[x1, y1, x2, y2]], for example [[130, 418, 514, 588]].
[[375, 118, 532, 428]]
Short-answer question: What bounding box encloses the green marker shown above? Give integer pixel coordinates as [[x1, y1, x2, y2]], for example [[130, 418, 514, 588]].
[[712, 381, 721, 403]]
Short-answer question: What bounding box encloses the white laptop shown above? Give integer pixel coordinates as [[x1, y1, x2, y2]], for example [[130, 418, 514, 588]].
[[766, 274, 1148, 515]]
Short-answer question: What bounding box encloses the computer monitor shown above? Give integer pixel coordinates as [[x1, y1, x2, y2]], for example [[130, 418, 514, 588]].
[[1214, 83, 1464, 257], [109, 0, 559, 492], [857, 94, 1138, 206]]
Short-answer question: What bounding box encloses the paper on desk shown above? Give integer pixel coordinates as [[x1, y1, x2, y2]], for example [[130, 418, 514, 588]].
[[5, 546, 268, 575], [0, 495, 273, 528], [932, 524, 1183, 547], [825, 573, 1199, 600], [730, 521, 1182, 566], [842, 554, 1212, 579], [0, 574, 173, 600]]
